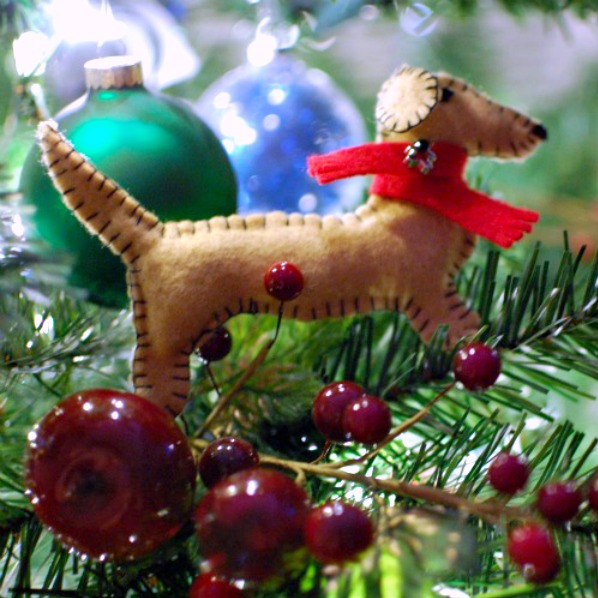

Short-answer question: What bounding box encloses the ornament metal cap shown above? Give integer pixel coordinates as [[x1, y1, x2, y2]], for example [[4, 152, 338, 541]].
[[84, 56, 144, 90]]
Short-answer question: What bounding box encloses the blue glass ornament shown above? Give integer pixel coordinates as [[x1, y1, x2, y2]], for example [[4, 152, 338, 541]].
[[196, 54, 367, 215]]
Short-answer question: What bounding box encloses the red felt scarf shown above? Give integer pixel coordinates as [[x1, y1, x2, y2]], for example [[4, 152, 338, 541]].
[[307, 141, 539, 248]]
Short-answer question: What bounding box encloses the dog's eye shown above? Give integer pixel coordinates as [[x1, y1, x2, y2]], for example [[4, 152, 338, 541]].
[[441, 88, 454, 102]]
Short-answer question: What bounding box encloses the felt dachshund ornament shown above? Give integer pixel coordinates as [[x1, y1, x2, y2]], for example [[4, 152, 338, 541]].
[[38, 65, 547, 416]]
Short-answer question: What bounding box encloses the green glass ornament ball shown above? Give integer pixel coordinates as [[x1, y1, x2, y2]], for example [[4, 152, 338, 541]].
[[20, 61, 237, 308]]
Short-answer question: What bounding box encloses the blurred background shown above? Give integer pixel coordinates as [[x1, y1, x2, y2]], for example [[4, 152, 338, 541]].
[[2, 0, 597, 226]]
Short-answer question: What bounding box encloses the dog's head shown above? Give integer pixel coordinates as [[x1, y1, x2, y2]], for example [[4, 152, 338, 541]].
[[375, 65, 547, 159]]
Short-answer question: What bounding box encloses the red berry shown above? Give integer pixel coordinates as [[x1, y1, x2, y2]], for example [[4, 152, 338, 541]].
[[199, 437, 259, 488], [453, 342, 501, 390], [25, 389, 196, 561], [194, 467, 310, 582], [189, 574, 244, 598], [199, 327, 232, 363], [507, 522, 560, 584], [589, 474, 598, 513], [487, 451, 529, 495], [305, 501, 374, 564], [342, 395, 391, 445], [312, 381, 365, 442], [264, 261, 304, 302], [536, 481, 582, 524]]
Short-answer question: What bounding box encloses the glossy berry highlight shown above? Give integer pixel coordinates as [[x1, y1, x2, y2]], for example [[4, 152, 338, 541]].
[[536, 480, 582, 524], [312, 381, 365, 442], [342, 394, 391, 445], [305, 501, 374, 564], [189, 574, 244, 598], [25, 389, 196, 561], [199, 436, 259, 488], [507, 522, 560, 584], [487, 451, 529, 495], [194, 467, 310, 582], [199, 326, 233, 363], [453, 342, 501, 390], [264, 261, 304, 302]]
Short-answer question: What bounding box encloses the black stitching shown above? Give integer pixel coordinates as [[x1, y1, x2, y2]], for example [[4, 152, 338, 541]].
[[459, 308, 473, 320]]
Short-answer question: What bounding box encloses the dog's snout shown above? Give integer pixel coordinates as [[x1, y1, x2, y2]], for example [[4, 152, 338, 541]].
[[531, 123, 548, 140]]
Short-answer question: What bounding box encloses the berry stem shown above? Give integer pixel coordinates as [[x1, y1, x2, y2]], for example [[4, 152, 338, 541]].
[[328, 382, 455, 469], [196, 333, 277, 437], [204, 363, 222, 397]]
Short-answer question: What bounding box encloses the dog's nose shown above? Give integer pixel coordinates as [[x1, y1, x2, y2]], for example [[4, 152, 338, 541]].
[[531, 123, 548, 140]]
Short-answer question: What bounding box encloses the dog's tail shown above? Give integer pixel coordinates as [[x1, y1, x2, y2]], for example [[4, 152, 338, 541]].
[[37, 121, 163, 266]]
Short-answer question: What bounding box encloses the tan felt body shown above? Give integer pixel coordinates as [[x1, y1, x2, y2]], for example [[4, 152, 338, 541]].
[[37, 66, 546, 416]]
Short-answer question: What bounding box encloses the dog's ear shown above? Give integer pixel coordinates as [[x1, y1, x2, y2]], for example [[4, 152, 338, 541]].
[[375, 65, 440, 134]]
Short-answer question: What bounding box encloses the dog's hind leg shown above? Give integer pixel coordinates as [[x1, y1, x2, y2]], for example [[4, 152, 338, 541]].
[[406, 230, 480, 345]]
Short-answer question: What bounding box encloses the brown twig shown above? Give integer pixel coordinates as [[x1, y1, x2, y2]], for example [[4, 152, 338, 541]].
[[260, 454, 527, 525]]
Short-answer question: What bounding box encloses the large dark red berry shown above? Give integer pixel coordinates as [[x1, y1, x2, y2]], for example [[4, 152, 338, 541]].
[[507, 522, 560, 584], [536, 481, 582, 524], [194, 467, 310, 582], [453, 342, 501, 391], [312, 381, 365, 442], [199, 437, 259, 488], [189, 573, 244, 598], [25, 389, 196, 561], [487, 451, 529, 495], [199, 327, 233, 363], [342, 395, 391, 445], [264, 261, 304, 302], [305, 501, 374, 564], [589, 474, 598, 513]]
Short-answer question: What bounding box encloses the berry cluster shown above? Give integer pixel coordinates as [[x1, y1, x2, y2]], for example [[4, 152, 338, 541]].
[[452, 343, 598, 587], [312, 381, 391, 445], [193, 438, 375, 590], [486, 449, 594, 584], [25, 390, 375, 594]]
